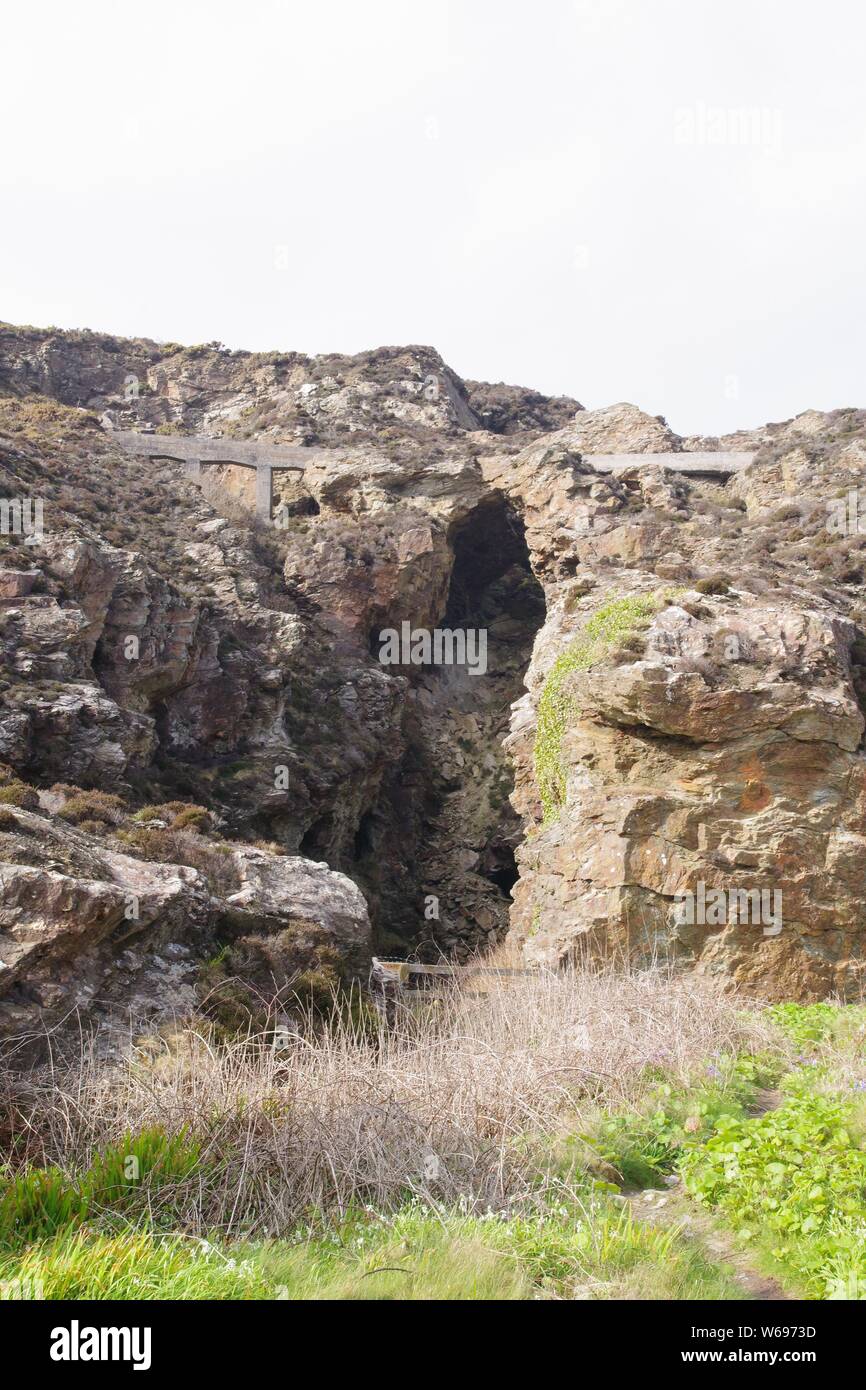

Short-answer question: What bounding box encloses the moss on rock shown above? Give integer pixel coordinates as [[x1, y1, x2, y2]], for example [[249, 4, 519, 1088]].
[[533, 593, 664, 823]]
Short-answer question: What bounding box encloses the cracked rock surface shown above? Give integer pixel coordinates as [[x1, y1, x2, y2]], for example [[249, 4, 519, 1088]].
[[1, 320, 865, 1034]]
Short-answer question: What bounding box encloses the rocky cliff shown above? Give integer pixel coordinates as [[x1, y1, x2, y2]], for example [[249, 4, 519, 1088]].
[[0, 321, 863, 1038], [497, 407, 866, 1000]]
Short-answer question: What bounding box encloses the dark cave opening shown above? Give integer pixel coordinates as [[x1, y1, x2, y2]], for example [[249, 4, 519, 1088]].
[[353, 809, 376, 858], [299, 813, 334, 858], [354, 491, 545, 959], [480, 843, 519, 897], [444, 496, 542, 629]]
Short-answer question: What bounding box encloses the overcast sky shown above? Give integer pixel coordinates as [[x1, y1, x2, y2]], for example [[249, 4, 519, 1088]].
[[2, 0, 864, 434]]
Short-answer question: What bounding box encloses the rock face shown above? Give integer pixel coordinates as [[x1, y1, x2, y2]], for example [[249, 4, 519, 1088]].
[[219, 847, 370, 973], [1, 321, 865, 1018], [498, 406, 866, 1001], [0, 808, 208, 1036], [0, 326, 559, 1033], [0, 325, 582, 447], [0, 806, 370, 1040]]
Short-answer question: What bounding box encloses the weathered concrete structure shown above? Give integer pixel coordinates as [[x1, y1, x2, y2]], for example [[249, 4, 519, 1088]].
[[109, 431, 755, 520], [110, 430, 335, 519], [583, 451, 754, 475]]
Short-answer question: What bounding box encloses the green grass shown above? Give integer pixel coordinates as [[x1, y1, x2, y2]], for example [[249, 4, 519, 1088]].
[[241, 1200, 747, 1301], [533, 592, 666, 822], [4, 1002, 865, 1300], [0, 1229, 273, 1301], [0, 1129, 201, 1247], [0, 1146, 749, 1301], [0, 1196, 748, 1302]]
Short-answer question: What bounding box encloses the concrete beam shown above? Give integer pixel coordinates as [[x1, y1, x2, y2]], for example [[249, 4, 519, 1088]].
[[110, 430, 330, 470], [255, 464, 272, 520], [583, 451, 754, 475], [110, 430, 754, 479]]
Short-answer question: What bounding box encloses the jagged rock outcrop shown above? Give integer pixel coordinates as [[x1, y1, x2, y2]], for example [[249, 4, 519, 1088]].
[[1, 320, 865, 1019], [0, 807, 208, 1036], [0, 324, 580, 448], [0, 325, 558, 1032], [500, 406, 866, 1000], [0, 804, 370, 1041]]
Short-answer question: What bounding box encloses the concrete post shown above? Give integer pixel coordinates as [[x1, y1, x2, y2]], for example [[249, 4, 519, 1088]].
[[184, 457, 201, 479], [255, 464, 272, 521]]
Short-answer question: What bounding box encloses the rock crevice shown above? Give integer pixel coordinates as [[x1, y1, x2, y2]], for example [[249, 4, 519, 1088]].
[[2, 322, 866, 1024]]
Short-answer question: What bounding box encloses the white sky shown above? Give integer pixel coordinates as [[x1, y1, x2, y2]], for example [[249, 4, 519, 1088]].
[[1, 0, 864, 434]]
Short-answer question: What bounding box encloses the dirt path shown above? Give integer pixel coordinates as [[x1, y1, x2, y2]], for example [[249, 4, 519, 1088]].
[[750, 1086, 783, 1117], [626, 1088, 789, 1302], [627, 1179, 789, 1301]]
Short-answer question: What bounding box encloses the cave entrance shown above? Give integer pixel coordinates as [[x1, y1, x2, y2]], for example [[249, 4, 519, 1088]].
[[480, 841, 519, 896], [356, 492, 545, 960], [444, 495, 542, 632]]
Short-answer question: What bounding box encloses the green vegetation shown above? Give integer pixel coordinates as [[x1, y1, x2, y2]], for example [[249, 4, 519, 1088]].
[[2, 982, 864, 1300], [682, 1002, 866, 1299], [0, 1129, 201, 1246], [0, 781, 38, 809], [682, 1081, 866, 1298], [0, 964, 758, 1300], [585, 1052, 781, 1188], [0, 764, 39, 810], [195, 923, 347, 1033], [533, 592, 665, 821], [583, 1001, 866, 1301], [131, 800, 211, 831], [236, 1199, 745, 1302], [694, 574, 732, 595], [0, 1230, 273, 1301], [764, 1001, 841, 1051], [56, 788, 127, 827], [0, 1176, 746, 1302]]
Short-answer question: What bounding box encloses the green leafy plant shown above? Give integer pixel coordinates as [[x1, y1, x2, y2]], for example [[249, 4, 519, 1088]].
[[585, 1054, 774, 1187], [681, 1075, 866, 1297], [765, 1001, 841, 1050]]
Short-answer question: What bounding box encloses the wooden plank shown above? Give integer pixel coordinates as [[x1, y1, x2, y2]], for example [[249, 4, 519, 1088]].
[[405, 963, 532, 978]]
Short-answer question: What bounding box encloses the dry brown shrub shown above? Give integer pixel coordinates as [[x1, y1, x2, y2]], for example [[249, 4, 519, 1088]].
[[2, 962, 770, 1234]]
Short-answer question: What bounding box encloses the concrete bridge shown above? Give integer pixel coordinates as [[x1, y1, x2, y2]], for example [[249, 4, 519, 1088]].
[[109, 430, 755, 521], [110, 429, 334, 519], [582, 451, 754, 476]]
